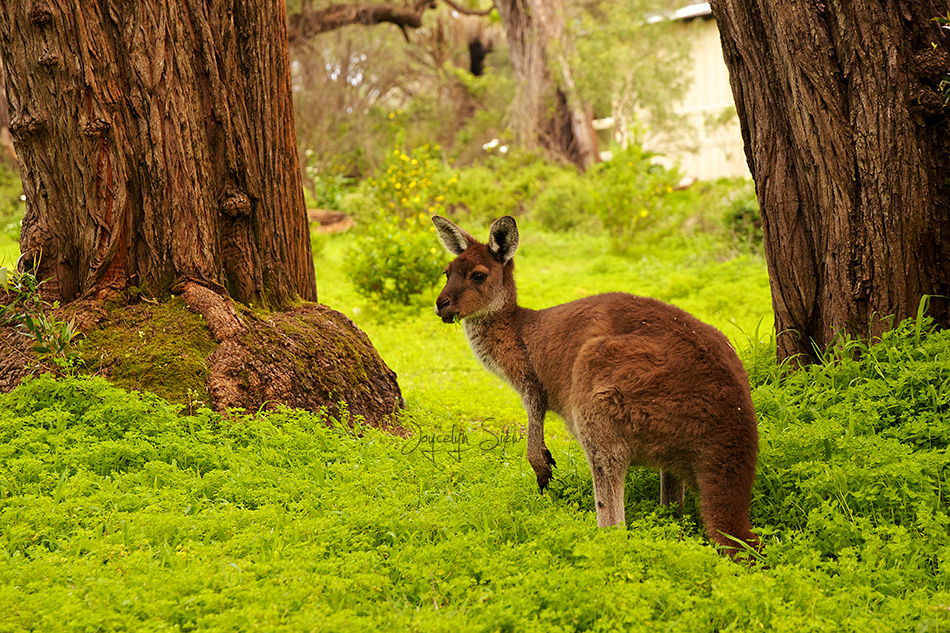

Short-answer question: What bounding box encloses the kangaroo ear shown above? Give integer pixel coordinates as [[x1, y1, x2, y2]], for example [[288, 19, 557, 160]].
[[488, 215, 519, 263], [432, 215, 474, 256]]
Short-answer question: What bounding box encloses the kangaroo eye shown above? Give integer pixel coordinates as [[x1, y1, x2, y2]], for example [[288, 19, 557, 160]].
[[471, 272, 487, 283]]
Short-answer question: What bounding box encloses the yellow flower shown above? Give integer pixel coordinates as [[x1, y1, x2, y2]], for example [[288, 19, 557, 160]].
[[408, 180, 416, 189], [394, 183, 402, 190], [666, 186, 673, 193], [389, 112, 395, 119], [639, 209, 649, 218]]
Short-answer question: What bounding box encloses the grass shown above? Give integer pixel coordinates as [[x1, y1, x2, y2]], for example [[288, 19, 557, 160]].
[[2, 200, 949, 631]]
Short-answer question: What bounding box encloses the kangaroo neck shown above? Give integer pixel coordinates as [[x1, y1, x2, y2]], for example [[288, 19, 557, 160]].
[[461, 304, 535, 382]]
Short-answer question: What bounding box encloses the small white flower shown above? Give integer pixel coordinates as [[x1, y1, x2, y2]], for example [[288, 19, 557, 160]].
[[19, 195, 26, 201], [499, 145, 508, 154]]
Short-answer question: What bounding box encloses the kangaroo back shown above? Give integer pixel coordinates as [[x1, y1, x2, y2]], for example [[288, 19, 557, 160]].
[[432, 215, 759, 557]]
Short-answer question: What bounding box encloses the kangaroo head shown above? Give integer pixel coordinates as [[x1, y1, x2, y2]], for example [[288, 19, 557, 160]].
[[432, 215, 519, 323]]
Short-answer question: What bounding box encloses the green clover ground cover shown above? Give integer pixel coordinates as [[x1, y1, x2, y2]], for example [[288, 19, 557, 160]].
[[3, 316, 950, 631], [1, 225, 949, 631]]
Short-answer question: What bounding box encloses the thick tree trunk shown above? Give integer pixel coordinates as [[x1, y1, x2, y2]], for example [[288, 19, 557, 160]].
[[1, 0, 316, 306], [494, 0, 598, 169], [711, 0, 950, 363], [0, 1, 404, 422]]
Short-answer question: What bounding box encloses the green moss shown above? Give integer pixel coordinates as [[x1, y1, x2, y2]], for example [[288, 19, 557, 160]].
[[78, 297, 217, 408]]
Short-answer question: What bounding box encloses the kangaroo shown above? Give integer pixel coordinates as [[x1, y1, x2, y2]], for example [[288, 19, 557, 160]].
[[432, 215, 759, 555]]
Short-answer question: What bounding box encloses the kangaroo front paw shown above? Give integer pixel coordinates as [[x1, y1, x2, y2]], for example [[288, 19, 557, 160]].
[[532, 450, 556, 491], [534, 464, 553, 491]]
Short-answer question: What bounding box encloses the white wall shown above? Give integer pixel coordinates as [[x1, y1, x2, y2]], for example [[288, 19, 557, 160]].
[[646, 13, 750, 180]]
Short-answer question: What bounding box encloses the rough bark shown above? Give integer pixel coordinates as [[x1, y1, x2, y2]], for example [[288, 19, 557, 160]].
[[493, 0, 598, 169], [0, 0, 316, 306], [0, 1, 404, 423], [181, 283, 403, 424], [710, 0, 950, 363]]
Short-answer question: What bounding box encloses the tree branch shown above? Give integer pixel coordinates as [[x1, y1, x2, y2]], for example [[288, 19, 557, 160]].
[[288, 0, 495, 43], [288, 1, 433, 42]]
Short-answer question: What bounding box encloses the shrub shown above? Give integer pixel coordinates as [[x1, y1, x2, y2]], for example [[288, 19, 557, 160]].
[[446, 151, 576, 225], [344, 140, 455, 305], [531, 171, 594, 232], [302, 155, 354, 211], [586, 146, 681, 251], [343, 210, 445, 305]]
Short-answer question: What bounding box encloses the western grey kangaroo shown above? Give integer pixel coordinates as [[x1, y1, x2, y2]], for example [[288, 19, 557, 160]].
[[432, 214, 759, 555]]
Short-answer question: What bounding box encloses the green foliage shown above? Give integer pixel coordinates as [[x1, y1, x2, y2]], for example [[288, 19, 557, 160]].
[[531, 170, 595, 232], [446, 147, 684, 249], [344, 139, 456, 305], [446, 151, 578, 224], [1, 268, 81, 372], [569, 0, 691, 138], [344, 214, 446, 307], [586, 146, 682, 251], [302, 154, 353, 211], [0, 162, 24, 246], [748, 314, 950, 582], [3, 309, 950, 630]]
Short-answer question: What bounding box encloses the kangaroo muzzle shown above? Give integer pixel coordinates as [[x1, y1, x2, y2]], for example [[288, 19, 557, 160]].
[[436, 296, 458, 323]]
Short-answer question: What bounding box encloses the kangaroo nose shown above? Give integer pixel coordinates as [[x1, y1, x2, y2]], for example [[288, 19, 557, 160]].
[[436, 298, 451, 312]]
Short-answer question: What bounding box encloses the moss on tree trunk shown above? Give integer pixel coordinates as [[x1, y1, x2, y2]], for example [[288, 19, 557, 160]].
[[1, 285, 403, 426]]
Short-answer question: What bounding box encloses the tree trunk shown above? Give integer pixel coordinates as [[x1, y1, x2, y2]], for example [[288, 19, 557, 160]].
[[2, 0, 316, 306], [0, 0, 403, 422], [710, 0, 950, 363], [494, 0, 598, 169]]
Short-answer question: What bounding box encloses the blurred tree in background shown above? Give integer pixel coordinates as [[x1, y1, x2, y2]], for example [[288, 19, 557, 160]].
[[285, 0, 686, 183]]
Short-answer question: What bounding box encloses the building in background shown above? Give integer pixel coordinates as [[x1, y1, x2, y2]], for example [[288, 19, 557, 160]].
[[594, 3, 749, 181]]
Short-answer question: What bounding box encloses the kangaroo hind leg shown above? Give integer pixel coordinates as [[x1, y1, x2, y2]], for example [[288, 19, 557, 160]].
[[580, 432, 629, 528]]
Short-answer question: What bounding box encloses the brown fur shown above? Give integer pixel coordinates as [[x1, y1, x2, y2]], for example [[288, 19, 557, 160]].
[[432, 215, 759, 555]]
